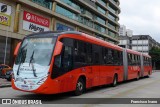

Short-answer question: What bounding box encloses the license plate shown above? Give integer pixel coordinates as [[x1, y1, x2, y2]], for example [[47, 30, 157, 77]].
[[21, 85, 29, 90], [16, 77, 24, 82]]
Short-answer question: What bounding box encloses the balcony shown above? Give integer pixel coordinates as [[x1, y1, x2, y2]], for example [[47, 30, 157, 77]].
[[108, 23, 116, 30], [98, 0, 106, 6], [109, 0, 120, 11], [60, 0, 81, 11], [108, 30, 118, 38], [81, 10, 93, 19], [108, 14, 116, 22], [31, 0, 52, 9], [109, 0, 118, 6], [55, 5, 79, 21], [108, 6, 116, 14]]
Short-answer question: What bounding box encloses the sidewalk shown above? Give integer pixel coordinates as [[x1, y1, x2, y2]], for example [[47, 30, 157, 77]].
[[0, 78, 11, 88]]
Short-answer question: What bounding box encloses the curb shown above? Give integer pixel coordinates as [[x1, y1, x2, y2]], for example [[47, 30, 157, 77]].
[[0, 84, 11, 88]]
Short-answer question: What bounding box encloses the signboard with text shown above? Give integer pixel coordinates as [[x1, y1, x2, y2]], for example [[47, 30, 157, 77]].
[[23, 11, 50, 32], [0, 2, 11, 26]]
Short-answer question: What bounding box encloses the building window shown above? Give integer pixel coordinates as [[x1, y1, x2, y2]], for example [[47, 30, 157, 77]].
[[60, 0, 80, 11], [95, 34, 105, 40], [95, 24, 106, 33], [81, 9, 93, 18], [98, 0, 106, 6], [108, 23, 116, 30], [31, 0, 52, 9], [108, 13, 116, 21], [96, 16, 106, 25], [97, 6, 106, 14], [56, 23, 74, 31], [108, 6, 116, 14], [77, 16, 93, 28], [56, 5, 78, 21], [108, 30, 116, 38]]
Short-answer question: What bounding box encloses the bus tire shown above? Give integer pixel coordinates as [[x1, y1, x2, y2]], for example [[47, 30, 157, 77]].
[[136, 72, 140, 80], [74, 78, 85, 96], [146, 71, 150, 78], [112, 74, 118, 87]]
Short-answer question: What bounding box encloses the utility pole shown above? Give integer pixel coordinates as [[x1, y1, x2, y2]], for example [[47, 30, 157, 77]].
[[4, 27, 9, 64]]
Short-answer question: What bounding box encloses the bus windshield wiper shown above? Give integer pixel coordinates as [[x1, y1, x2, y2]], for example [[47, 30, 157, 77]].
[[17, 43, 28, 76], [29, 50, 37, 77]]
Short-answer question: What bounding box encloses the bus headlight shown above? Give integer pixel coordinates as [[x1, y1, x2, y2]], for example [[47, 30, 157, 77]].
[[37, 77, 47, 85]]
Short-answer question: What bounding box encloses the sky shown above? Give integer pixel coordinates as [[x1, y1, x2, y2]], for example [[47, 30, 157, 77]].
[[119, 0, 160, 43]]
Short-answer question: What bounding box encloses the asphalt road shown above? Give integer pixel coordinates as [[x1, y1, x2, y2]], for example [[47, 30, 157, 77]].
[[1, 72, 160, 107]]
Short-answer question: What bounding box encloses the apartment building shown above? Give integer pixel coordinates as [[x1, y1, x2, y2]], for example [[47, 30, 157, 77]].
[[0, 0, 120, 66]]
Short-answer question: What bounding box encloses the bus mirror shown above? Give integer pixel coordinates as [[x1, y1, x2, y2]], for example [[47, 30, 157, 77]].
[[14, 42, 21, 56], [54, 41, 63, 56]]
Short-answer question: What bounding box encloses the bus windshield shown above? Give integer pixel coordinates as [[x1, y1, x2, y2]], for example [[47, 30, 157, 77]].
[[15, 36, 56, 66]]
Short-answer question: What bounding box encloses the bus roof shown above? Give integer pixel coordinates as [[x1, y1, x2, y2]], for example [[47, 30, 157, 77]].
[[25, 31, 151, 57], [81, 33, 123, 51], [126, 49, 141, 55], [142, 53, 151, 58]]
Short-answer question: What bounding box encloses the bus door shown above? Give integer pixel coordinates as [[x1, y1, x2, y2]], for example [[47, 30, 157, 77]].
[[53, 38, 75, 92], [127, 53, 134, 79], [140, 54, 144, 77], [74, 41, 93, 88]]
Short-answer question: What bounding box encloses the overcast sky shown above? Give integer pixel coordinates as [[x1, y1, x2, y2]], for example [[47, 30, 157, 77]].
[[119, 0, 160, 43]]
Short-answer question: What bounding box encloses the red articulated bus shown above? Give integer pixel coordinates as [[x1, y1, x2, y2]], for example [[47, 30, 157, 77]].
[[12, 31, 152, 95]]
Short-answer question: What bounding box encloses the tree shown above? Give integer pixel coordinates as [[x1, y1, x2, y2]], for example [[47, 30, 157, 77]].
[[149, 47, 160, 70]]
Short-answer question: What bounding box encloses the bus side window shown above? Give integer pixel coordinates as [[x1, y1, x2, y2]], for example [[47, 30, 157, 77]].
[[61, 46, 73, 72], [118, 51, 123, 65], [61, 38, 74, 72], [52, 38, 74, 79], [86, 43, 92, 64], [113, 50, 119, 65], [74, 40, 87, 68], [104, 48, 108, 64], [143, 56, 146, 66], [128, 54, 131, 65], [92, 45, 100, 64], [107, 49, 113, 64]]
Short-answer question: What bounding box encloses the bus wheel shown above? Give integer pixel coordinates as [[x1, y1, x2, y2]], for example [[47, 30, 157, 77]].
[[74, 78, 85, 96], [112, 75, 118, 87], [146, 71, 150, 78], [136, 72, 140, 80]]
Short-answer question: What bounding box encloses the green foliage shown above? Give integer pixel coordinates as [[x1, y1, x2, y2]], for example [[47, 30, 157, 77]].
[[149, 47, 160, 69]]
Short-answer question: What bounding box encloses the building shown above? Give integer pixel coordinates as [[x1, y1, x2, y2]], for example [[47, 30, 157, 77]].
[[0, 0, 120, 66], [132, 35, 160, 54], [126, 29, 133, 37], [119, 36, 131, 49], [119, 25, 133, 49], [119, 25, 133, 37], [119, 25, 126, 36], [119, 34, 160, 55]]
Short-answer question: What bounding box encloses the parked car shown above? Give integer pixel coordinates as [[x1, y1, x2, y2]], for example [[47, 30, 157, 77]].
[[5, 70, 13, 81], [0, 64, 12, 78]]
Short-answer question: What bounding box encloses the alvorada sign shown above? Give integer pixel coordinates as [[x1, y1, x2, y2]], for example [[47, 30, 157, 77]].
[[23, 11, 50, 32]]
